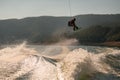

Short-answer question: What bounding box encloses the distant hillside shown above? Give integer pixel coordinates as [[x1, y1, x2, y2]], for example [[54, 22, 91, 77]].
[[0, 14, 120, 44], [75, 14, 120, 27], [74, 25, 120, 43]]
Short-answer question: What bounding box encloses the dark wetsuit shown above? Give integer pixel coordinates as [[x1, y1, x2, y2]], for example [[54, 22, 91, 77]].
[[68, 18, 78, 31]]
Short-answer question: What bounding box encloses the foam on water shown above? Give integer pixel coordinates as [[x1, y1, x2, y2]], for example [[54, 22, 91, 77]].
[[0, 43, 120, 80]]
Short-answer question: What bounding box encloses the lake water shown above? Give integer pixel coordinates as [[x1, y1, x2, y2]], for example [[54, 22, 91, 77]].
[[0, 43, 120, 80]]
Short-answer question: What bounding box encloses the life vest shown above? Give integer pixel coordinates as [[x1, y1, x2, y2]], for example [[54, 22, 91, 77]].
[[68, 21, 73, 27]]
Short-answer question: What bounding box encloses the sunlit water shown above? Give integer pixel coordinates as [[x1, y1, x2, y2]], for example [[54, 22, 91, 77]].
[[0, 43, 120, 80]]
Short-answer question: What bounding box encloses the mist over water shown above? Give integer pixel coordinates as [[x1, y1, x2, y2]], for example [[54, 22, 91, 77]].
[[0, 40, 120, 80]]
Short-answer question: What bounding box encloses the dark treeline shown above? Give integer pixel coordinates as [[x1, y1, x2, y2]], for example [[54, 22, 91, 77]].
[[74, 25, 120, 44], [0, 14, 120, 44]]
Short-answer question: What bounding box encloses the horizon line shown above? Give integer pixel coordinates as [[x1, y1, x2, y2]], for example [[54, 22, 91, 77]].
[[0, 13, 120, 20]]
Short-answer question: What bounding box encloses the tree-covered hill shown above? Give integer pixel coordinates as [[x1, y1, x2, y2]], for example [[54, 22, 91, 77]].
[[0, 14, 120, 45], [74, 25, 120, 44]]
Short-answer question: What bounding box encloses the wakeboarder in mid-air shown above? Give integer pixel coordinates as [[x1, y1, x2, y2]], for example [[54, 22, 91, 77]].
[[68, 18, 79, 31]]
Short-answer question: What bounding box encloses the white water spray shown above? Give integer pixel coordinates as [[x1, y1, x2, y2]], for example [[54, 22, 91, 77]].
[[0, 42, 120, 80]]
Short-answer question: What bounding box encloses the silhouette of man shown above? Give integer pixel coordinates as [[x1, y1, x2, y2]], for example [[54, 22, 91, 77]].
[[68, 18, 78, 31]]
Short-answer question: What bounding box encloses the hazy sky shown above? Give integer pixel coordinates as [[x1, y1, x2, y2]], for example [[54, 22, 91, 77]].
[[0, 0, 120, 19]]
